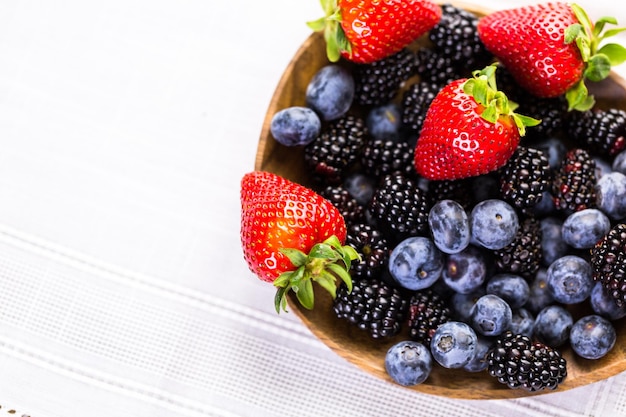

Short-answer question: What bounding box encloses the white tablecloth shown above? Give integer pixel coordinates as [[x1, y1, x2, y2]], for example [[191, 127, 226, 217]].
[[0, 1, 625, 416]]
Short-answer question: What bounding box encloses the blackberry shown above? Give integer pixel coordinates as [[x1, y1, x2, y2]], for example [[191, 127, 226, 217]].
[[518, 96, 568, 140], [353, 48, 417, 107], [428, 4, 493, 71], [361, 138, 415, 179], [415, 48, 463, 87], [487, 331, 567, 392], [345, 223, 389, 280], [552, 148, 597, 213], [494, 216, 543, 279], [407, 289, 452, 345], [370, 173, 431, 242], [427, 178, 473, 210], [320, 184, 365, 228], [591, 223, 626, 307], [304, 115, 367, 184], [401, 81, 440, 135], [565, 108, 626, 158], [498, 146, 551, 211], [333, 277, 408, 339]]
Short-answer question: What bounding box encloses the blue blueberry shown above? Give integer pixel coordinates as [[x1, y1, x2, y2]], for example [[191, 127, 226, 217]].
[[510, 308, 535, 338], [470, 199, 519, 250], [428, 200, 471, 254], [546, 255, 594, 304], [306, 64, 354, 121], [469, 294, 513, 337], [531, 137, 567, 170], [561, 208, 611, 249], [533, 305, 573, 347], [430, 321, 478, 369], [384, 341, 433, 386], [388, 237, 443, 290], [595, 171, 626, 221], [343, 173, 376, 206], [486, 273, 530, 309], [463, 336, 495, 373], [451, 287, 486, 322], [442, 245, 487, 294], [524, 269, 555, 314], [533, 190, 556, 217], [270, 106, 321, 147], [593, 156, 613, 179], [366, 103, 402, 141], [590, 282, 626, 320], [612, 149, 626, 174], [570, 315, 616, 360], [540, 217, 569, 267]]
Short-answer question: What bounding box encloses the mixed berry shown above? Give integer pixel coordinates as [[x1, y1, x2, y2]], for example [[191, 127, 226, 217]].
[[247, 1, 626, 393]]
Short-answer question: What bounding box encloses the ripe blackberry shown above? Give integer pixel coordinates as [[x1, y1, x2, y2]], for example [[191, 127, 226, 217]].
[[370, 173, 431, 242], [519, 96, 568, 140], [427, 178, 473, 210], [498, 146, 551, 211], [320, 184, 365, 228], [304, 115, 367, 184], [428, 3, 493, 71], [333, 277, 408, 339], [591, 223, 626, 307], [345, 223, 389, 280], [401, 81, 440, 135], [565, 108, 626, 157], [407, 289, 452, 345], [494, 216, 543, 279], [353, 48, 417, 107], [361, 138, 415, 179], [487, 332, 567, 392], [415, 48, 463, 87], [552, 148, 597, 213]]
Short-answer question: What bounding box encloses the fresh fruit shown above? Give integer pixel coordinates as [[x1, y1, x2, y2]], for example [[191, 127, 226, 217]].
[[595, 171, 626, 220], [320, 184, 366, 228], [493, 216, 543, 279], [469, 199, 520, 250], [401, 81, 440, 135], [533, 305, 574, 348], [590, 223, 626, 307], [470, 294, 513, 337], [552, 148, 597, 213], [429, 321, 478, 369], [589, 282, 626, 320], [414, 65, 539, 180], [570, 315, 616, 360], [306, 64, 355, 121], [477, 2, 626, 110], [307, 0, 442, 64], [428, 199, 471, 254], [524, 269, 555, 315], [442, 245, 488, 295], [360, 138, 415, 180], [540, 217, 569, 267], [546, 255, 594, 304], [487, 332, 567, 392], [407, 289, 452, 345], [497, 146, 551, 211], [510, 308, 534, 339], [561, 208, 611, 249], [344, 223, 389, 280], [343, 172, 376, 205], [486, 273, 530, 310], [388, 236, 444, 291], [385, 341, 433, 386], [463, 336, 495, 373], [565, 108, 626, 157], [366, 103, 402, 141], [270, 106, 322, 146], [240, 171, 358, 311]]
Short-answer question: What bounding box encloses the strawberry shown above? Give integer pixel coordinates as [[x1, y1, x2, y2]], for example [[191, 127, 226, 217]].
[[414, 65, 540, 181], [240, 171, 359, 312], [477, 2, 626, 111], [307, 0, 441, 64]]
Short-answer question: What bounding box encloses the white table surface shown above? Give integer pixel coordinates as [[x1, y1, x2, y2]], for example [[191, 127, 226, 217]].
[[0, 1, 625, 416]]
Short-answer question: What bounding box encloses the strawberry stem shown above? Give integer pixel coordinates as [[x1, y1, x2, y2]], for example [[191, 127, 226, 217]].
[[307, 0, 351, 62], [273, 235, 360, 313]]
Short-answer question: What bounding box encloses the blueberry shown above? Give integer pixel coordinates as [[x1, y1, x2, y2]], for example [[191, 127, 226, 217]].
[[570, 315, 616, 360], [366, 103, 402, 141], [533, 190, 556, 217], [593, 156, 613, 179], [442, 245, 487, 294], [533, 305, 573, 347], [546, 255, 594, 304], [384, 341, 433, 386], [451, 287, 486, 322], [595, 171, 626, 221], [388, 237, 443, 290], [269, 106, 321, 147], [531, 137, 567, 170], [613, 149, 626, 174], [343, 173, 376, 206], [306, 64, 354, 121], [524, 269, 554, 314], [463, 336, 495, 373], [486, 273, 530, 309], [470, 174, 500, 204], [510, 308, 535, 338], [469, 294, 513, 337], [590, 282, 626, 320], [430, 321, 478, 369], [561, 208, 611, 249], [428, 199, 471, 254], [470, 199, 519, 250], [540, 217, 569, 266]]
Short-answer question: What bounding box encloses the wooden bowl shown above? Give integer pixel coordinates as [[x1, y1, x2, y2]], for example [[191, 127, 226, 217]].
[[255, 1, 626, 399]]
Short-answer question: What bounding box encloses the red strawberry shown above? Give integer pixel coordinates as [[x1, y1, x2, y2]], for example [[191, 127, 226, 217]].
[[240, 171, 359, 312], [414, 65, 539, 181], [308, 0, 441, 64], [477, 2, 626, 111]]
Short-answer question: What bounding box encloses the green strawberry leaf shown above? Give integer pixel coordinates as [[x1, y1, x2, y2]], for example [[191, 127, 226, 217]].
[[512, 114, 541, 137], [279, 247, 308, 267], [584, 53, 612, 81], [598, 43, 626, 66], [309, 242, 337, 259], [274, 286, 289, 313], [565, 80, 595, 111], [327, 262, 353, 293], [565, 23, 584, 43], [571, 3, 593, 32], [295, 279, 315, 310], [601, 27, 626, 40], [273, 271, 293, 289], [314, 271, 338, 299], [307, 17, 327, 32]]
